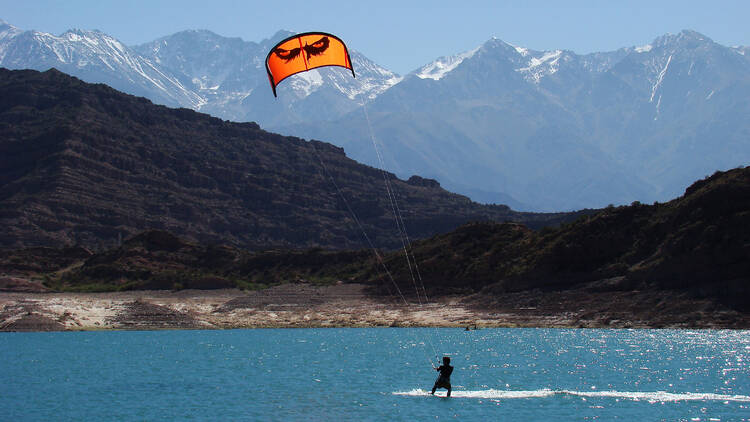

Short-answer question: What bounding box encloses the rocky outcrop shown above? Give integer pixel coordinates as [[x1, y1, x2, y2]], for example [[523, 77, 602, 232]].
[[0, 313, 65, 331], [107, 299, 199, 330]]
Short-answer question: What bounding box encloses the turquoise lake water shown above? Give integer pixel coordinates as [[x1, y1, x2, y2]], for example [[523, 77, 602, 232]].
[[1, 328, 749, 421]]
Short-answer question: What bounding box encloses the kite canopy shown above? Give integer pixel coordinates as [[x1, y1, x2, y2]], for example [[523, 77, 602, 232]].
[[265, 32, 355, 97]]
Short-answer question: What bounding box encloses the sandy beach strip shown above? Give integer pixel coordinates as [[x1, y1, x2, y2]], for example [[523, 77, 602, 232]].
[[2, 283, 747, 331]]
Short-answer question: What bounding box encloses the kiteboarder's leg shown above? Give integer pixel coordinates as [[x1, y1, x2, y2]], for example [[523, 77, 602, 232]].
[[430, 377, 440, 395], [446, 382, 451, 397]]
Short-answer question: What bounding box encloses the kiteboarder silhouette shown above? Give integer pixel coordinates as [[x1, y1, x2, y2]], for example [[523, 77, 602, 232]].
[[430, 356, 453, 397]]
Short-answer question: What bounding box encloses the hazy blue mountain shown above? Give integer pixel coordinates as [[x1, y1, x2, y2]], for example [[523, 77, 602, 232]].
[[277, 31, 750, 211]]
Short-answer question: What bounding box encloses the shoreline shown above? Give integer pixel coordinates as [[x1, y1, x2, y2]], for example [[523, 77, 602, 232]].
[[2, 283, 748, 331]]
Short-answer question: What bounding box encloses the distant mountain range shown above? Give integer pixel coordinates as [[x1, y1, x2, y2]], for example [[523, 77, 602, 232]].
[[281, 31, 750, 210], [0, 68, 578, 250], [2, 19, 749, 211]]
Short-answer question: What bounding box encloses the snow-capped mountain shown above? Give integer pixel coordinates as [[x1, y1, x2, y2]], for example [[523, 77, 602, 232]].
[[415, 47, 480, 80], [132, 29, 401, 127], [278, 30, 750, 211], [0, 20, 203, 108]]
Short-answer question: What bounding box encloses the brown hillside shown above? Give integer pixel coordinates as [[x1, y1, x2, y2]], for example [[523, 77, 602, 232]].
[[0, 68, 577, 250]]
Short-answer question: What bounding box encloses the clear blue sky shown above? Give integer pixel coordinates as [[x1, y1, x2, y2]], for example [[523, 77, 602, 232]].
[[2, 0, 748, 74]]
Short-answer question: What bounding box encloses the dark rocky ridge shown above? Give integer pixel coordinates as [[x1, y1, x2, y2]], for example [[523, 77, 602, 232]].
[[0, 68, 578, 251], [378, 167, 750, 311], [2, 168, 747, 317]]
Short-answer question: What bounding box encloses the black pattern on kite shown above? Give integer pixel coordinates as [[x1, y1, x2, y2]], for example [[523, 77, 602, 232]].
[[274, 47, 301, 63], [303, 36, 330, 59]]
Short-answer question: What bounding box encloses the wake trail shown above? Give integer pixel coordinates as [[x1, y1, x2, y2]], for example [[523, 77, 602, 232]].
[[393, 389, 750, 402]]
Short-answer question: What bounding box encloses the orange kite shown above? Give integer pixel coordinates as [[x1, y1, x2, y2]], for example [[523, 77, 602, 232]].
[[265, 32, 355, 97]]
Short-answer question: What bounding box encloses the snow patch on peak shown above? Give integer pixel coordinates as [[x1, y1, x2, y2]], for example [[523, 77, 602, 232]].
[[65, 32, 83, 42], [650, 54, 672, 104], [517, 50, 563, 83], [330, 52, 403, 100], [60, 29, 103, 46], [526, 50, 562, 68], [635, 44, 653, 53], [501, 40, 531, 57], [416, 47, 479, 80], [513, 45, 530, 56], [288, 69, 324, 96]]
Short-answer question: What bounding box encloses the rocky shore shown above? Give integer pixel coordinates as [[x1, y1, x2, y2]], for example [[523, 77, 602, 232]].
[[2, 282, 747, 331]]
